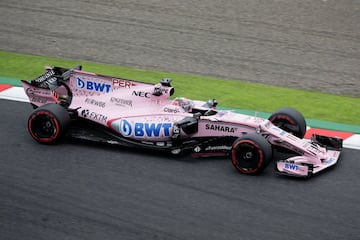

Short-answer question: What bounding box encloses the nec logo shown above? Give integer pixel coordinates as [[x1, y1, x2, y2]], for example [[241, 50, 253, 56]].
[[76, 77, 111, 93], [119, 119, 172, 138], [132, 91, 151, 98]]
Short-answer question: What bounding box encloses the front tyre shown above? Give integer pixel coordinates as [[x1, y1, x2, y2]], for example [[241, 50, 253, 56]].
[[268, 108, 306, 138], [28, 103, 70, 144], [231, 134, 272, 175]]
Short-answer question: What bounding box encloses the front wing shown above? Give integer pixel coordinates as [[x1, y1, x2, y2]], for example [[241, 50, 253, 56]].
[[275, 134, 343, 178]]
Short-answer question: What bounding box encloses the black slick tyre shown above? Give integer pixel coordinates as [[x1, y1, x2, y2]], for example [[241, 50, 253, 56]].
[[28, 103, 70, 144], [231, 134, 272, 175], [268, 107, 306, 138]]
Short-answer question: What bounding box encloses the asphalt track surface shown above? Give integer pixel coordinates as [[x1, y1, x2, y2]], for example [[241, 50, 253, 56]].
[[0, 0, 360, 96], [1, 101, 360, 240], [1, 1, 360, 239]]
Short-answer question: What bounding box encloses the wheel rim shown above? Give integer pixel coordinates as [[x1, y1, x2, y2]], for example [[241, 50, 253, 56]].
[[29, 112, 59, 141], [232, 140, 263, 173]]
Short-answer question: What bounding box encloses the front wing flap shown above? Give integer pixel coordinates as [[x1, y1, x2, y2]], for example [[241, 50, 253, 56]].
[[312, 134, 343, 150]]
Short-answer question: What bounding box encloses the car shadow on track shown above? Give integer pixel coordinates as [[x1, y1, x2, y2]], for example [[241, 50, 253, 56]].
[[63, 137, 331, 180]]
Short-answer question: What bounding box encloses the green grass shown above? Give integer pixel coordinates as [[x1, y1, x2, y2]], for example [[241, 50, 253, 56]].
[[1, 50, 359, 125]]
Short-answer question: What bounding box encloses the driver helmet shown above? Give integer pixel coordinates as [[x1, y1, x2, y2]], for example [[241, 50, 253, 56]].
[[172, 97, 194, 112]]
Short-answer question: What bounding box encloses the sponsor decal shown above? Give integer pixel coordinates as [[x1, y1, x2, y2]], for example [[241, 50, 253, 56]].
[[287, 134, 300, 142], [112, 78, 134, 88], [153, 84, 170, 96], [26, 88, 51, 103], [132, 90, 151, 98], [85, 98, 106, 108], [164, 107, 181, 114], [205, 145, 232, 151], [194, 146, 201, 152], [271, 126, 281, 132], [38, 77, 57, 88], [31, 96, 47, 104], [205, 124, 237, 133], [76, 77, 111, 93], [81, 109, 107, 123], [324, 158, 335, 165], [110, 97, 132, 107], [159, 88, 169, 94], [117, 119, 172, 138], [307, 145, 321, 154], [284, 163, 299, 171], [26, 88, 51, 96], [33, 70, 55, 83]]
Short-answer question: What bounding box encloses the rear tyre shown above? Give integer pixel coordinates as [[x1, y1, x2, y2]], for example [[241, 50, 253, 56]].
[[231, 134, 273, 175], [268, 108, 306, 138], [28, 103, 70, 144]]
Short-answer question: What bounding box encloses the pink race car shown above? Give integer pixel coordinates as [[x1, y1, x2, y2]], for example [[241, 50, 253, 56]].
[[22, 66, 343, 178]]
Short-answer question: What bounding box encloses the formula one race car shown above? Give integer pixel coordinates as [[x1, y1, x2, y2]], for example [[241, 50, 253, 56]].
[[21, 66, 343, 178]]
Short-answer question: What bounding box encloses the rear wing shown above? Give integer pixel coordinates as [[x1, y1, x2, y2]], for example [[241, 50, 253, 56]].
[[30, 65, 82, 90]]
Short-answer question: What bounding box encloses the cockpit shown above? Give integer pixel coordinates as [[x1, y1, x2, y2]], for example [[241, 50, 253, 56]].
[[171, 97, 218, 116]]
